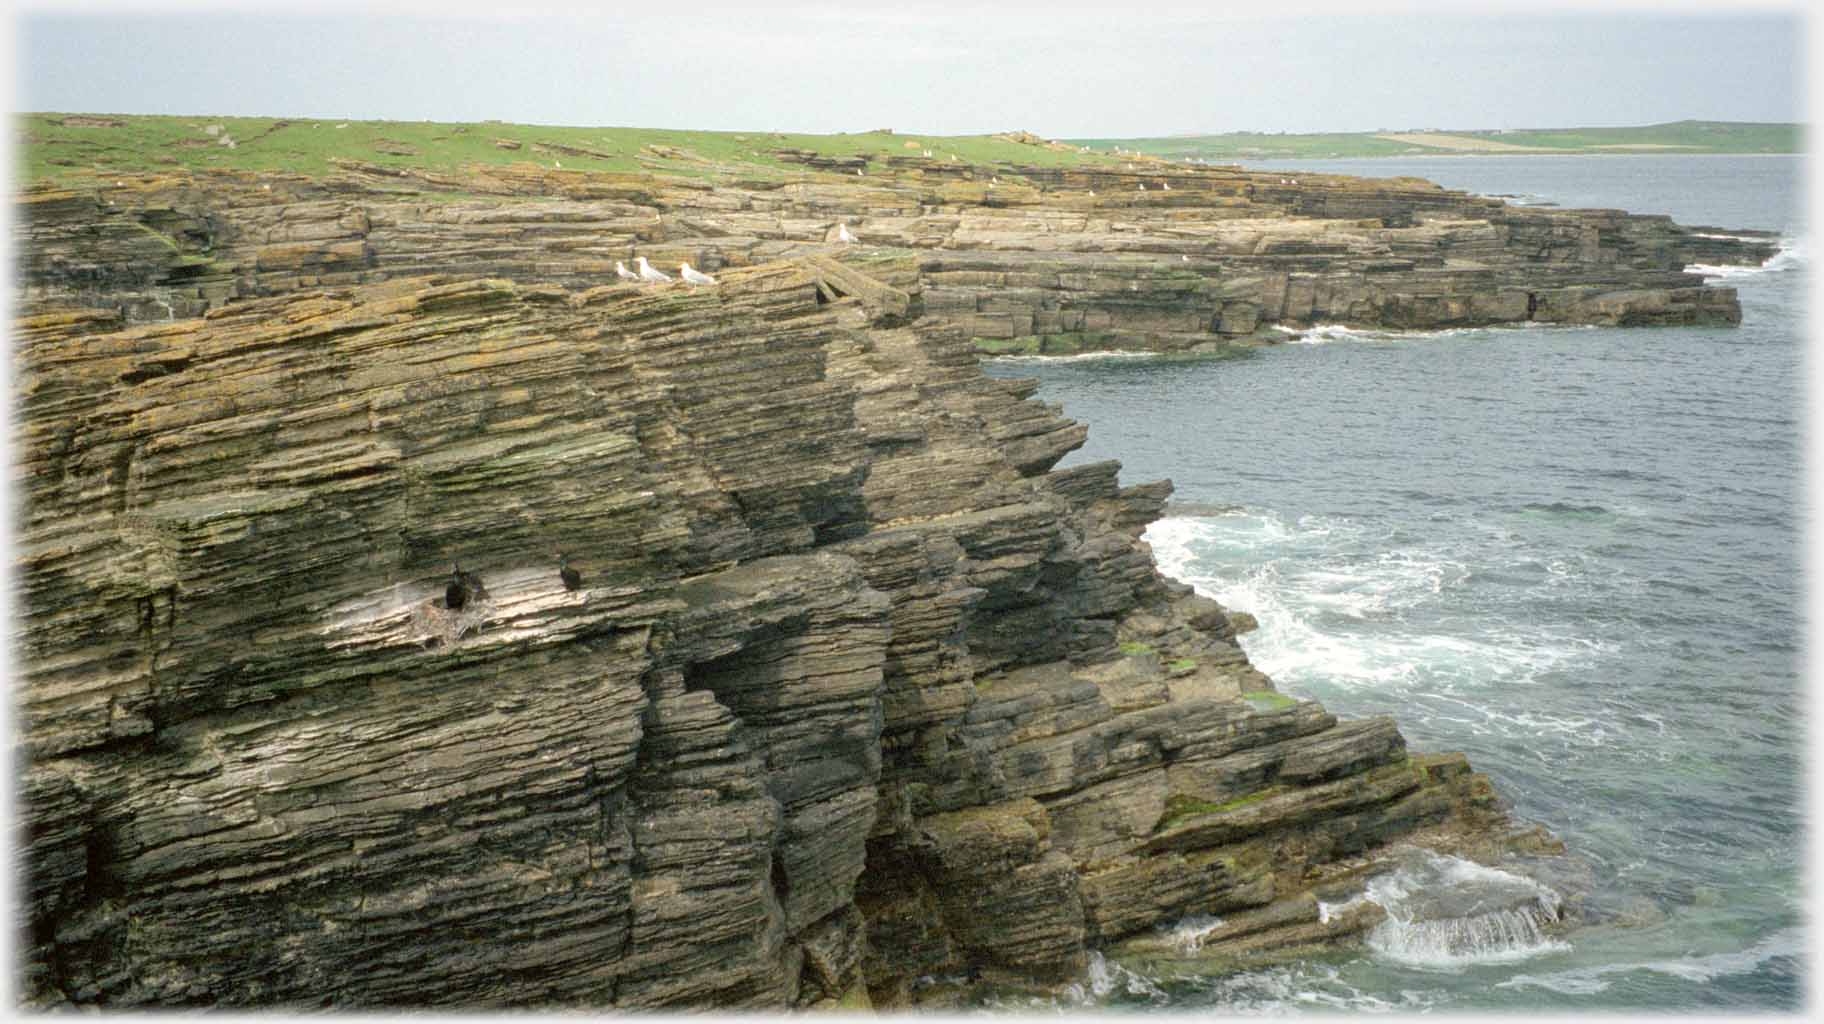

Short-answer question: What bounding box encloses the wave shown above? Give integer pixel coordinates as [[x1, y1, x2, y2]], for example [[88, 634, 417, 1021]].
[[1192, 962, 1432, 1013], [1144, 513, 1616, 743], [1514, 501, 1621, 523], [982, 349, 1161, 364], [1062, 951, 1165, 1004], [1360, 849, 1570, 971], [1494, 925, 1804, 995], [1155, 912, 1227, 954], [1687, 235, 1806, 279], [1480, 191, 1559, 207], [1274, 320, 1597, 345]]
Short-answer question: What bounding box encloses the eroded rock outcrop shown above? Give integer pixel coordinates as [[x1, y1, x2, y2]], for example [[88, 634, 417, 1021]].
[[17, 152, 1778, 353], [20, 145, 1751, 1007], [17, 251, 1560, 1008]]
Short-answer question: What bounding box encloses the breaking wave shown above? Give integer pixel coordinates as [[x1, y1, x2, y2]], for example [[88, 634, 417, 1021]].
[[983, 349, 1160, 364], [1275, 321, 1595, 345], [1359, 850, 1569, 970], [1495, 926, 1803, 995], [1687, 235, 1806, 279]]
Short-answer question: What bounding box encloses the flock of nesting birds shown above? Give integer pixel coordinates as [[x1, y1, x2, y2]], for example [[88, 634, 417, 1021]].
[[613, 255, 718, 287], [612, 223, 862, 289]]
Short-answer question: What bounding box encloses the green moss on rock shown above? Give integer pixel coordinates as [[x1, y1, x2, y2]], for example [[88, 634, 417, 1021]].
[[1154, 789, 1278, 832], [1240, 690, 1296, 712]]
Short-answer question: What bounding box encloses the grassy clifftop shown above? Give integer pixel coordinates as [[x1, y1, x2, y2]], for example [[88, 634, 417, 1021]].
[[19, 114, 1798, 189], [18, 113, 1123, 185]]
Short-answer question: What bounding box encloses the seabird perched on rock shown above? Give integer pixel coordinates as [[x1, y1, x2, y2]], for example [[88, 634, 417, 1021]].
[[616, 260, 639, 282], [856, 168, 864, 176], [1138, 183, 1146, 191], [446, 563, 470, 610], [1162, 182, 1171, 190], [680, 263, 718, 286], [456, 563, 488, 601], [636, 256, 672, 283], [838, 223, 857, 244], [559, 553, 582, 591]]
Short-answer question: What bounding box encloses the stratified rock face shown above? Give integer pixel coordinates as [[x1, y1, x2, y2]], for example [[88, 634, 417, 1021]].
[[24, 144, 1743, 1007], [17, 155, 1778, 350], [15, 255, 1555, 1009]]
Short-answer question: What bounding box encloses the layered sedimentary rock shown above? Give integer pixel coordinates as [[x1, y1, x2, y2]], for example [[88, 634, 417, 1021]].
[[18, 151, 1777, 350], [15, 147, 1757, 1009], [16, 256, 1551, 1009]]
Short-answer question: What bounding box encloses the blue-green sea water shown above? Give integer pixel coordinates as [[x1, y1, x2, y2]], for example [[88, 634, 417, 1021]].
[[981, 155, 1807, 1012]]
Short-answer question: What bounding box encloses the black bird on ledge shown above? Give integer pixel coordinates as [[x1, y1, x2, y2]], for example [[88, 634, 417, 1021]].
[[446, 563, 470, 610], [457, 564, 488, 601], [559, 552, 582, 591]]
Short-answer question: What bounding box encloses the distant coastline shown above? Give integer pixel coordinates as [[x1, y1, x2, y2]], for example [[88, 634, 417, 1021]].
[[1067, 120, 1803, 162]]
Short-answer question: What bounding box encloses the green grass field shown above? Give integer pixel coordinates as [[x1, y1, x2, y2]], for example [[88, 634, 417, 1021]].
[[17, 113, 1125, 185], [1068, 120, 1802, 162], [17, 114, 1800, 188]]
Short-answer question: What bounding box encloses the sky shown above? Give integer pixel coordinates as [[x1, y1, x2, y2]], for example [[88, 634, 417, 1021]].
[[12, 1, 1807, 137]]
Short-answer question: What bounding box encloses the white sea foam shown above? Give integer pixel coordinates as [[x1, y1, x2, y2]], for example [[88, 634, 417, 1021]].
[[1360, 850, 1569, 971], [1148, 514, 1586, 691], [1196, 962, 1432, 1013], [1145, 511, 1619, 751], [1059, 951, 1166, 1004], [1494, 925, 1803, 995], [1156, 912, 1226, 953], [983, 349, 1160, 364], [1318, 892, 1372, 924], [1478, 191, 1557, 207], [1276, 320, 1596, 345], [1687, 235, 1806, 279]]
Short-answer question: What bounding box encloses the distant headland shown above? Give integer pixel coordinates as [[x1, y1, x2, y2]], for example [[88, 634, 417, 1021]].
[[1067, 120, 1802, 161]]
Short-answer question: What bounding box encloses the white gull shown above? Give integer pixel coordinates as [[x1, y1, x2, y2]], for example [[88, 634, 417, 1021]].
[[680, 263, 718, 287], [636, 256, 672, 283]]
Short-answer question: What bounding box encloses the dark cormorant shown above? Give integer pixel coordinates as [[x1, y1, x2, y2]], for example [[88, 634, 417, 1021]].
[[445, 563, 469, 610], [559, 553, 582, 591], [456, 564, 488, 601]]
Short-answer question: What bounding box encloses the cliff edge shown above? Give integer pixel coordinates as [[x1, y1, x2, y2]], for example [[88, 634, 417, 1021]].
[[17, 259, 1553, 1008], [16, 137, 1771, 1008]]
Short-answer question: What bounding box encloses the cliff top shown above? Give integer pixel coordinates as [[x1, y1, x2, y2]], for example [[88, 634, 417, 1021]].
[[18, 112, 1137, 187], [23, 114, 1799, 192]]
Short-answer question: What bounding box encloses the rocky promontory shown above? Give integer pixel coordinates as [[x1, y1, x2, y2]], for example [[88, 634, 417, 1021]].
[[13, 133, 1772, 1008]]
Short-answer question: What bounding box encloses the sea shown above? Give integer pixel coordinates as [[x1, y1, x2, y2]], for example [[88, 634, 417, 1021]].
[[978, 154, 1808, 1013]]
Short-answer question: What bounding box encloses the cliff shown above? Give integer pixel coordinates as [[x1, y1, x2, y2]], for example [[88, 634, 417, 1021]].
[[18, 147, 1777, 350], [13, 139, 1771, 1009]]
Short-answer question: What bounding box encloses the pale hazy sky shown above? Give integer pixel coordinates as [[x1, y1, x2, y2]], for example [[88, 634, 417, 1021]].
[[14, 2, 1808, 137]]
